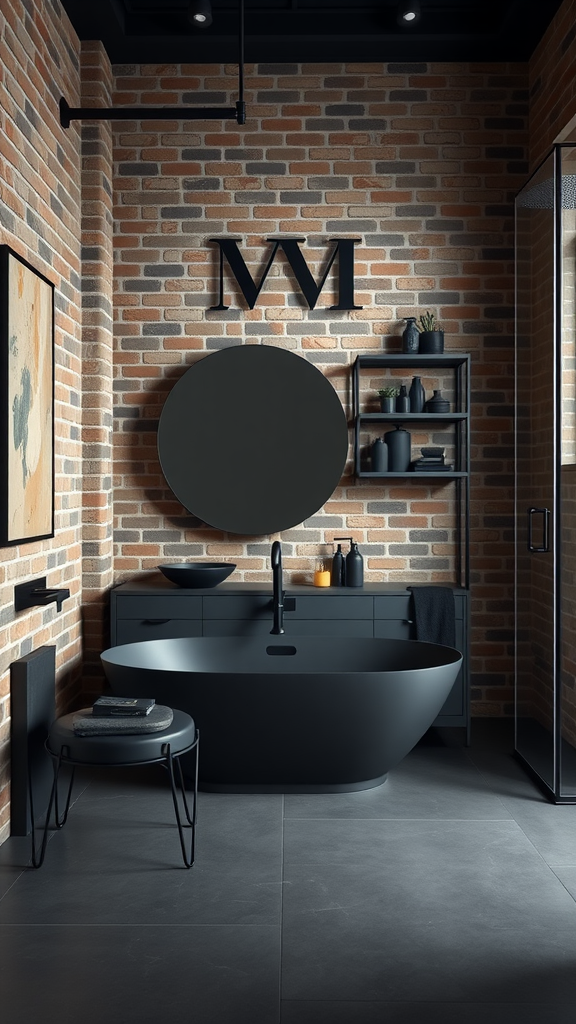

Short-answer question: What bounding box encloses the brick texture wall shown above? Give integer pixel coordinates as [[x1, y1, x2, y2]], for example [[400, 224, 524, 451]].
[[1, 0, 576, 843], [529, 0, 576, 167], [79, 41, 114, 691], [0, 0, 83, 842], [111, 60, 529, 717]]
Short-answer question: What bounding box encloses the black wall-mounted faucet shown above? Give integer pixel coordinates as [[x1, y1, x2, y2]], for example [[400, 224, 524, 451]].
[[14, 577, 71, 614], [270, 541, 284, 635]]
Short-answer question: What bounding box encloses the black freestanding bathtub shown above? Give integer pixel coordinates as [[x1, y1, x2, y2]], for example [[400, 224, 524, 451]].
[[101, 636, 462, 792]]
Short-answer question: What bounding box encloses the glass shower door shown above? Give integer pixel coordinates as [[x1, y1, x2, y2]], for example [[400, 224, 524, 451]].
[[558, 145, 576, 798], [515, 143, 576, 801], [515, 149, 557, 793]]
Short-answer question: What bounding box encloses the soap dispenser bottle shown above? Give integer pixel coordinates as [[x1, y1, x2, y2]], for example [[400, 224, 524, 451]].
[[335, 537, 364, 588], [331, 543, 344, 587]]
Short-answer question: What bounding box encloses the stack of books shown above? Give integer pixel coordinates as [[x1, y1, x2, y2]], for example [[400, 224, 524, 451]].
[[92, 696, 155, 717], [411, 447, 453, 472], [73, 696, 169, 736]]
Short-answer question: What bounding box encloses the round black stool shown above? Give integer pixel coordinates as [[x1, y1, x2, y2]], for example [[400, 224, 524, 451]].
[[32, 708, 199, 869]]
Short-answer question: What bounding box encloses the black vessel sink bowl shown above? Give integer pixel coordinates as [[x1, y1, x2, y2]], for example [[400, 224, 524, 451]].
[[159, 563, 236, 588]]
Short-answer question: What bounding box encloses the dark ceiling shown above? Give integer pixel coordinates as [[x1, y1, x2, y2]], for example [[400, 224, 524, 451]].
[[60, 0, 563, 65]]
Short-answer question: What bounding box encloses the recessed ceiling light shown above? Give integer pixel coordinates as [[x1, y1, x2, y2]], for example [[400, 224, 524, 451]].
[[397, 1, 421, 26], [188, 0, 213, 28]]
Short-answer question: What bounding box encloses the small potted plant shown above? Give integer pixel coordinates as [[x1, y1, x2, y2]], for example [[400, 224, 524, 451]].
[[417, 311, 444, 353], [377, 386, 399, 413]]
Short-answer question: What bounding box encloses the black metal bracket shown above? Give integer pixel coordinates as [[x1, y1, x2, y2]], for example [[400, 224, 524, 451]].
[[60, 0, 246, 128], [59, 98, 245, 127], [15, 577, 71, 614]]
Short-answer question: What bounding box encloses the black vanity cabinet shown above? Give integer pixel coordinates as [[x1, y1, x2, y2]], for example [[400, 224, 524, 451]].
[[111, 593, 202, 645], [202, 593, 374, 637], [110, 580, 469, 734]]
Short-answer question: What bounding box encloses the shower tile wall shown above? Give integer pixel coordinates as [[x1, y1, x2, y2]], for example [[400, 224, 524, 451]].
[[110, 61, 528, 716]]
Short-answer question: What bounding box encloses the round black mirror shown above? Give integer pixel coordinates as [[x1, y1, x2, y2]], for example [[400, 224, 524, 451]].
[[157, 345, 348, 535]]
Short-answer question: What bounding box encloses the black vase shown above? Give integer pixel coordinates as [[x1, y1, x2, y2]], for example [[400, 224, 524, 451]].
[[419, 330, 444, 354], [384, 426, 411, 472], [396, 385, 410, 412], [409, 376, 425, 412], [424, 389, 450, 413], [402, 317, 419, 353], [371, 437, 388, 473]]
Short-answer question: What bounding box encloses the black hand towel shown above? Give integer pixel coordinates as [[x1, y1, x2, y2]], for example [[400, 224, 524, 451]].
[[408, 586, 456, 647]]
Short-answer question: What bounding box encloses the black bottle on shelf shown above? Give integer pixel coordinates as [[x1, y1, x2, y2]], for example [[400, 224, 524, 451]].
[[371, 437, 388, 473], [346, 542, 364, 587], [396, 385, 410, 412], [384, 425, 412, 472], [331, 544, 344, 587], [409, 375, 425, 412], [335, 537, 364, 587]]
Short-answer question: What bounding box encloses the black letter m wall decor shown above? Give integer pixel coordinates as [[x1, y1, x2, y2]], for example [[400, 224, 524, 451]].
[[209, 237, 363, 310]]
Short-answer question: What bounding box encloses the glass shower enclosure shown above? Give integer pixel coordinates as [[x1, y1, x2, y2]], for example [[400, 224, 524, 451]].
[[515, 142, 576, 802]]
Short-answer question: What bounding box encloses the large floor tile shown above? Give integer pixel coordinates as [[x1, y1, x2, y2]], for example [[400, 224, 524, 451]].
[[280, 1001, 576, 1024], [284, 746, 511, 821], [465, 753, 576, 865], [0, 838, 29, 900], [551, 865, 576, 900], [0, 784, 283, 926], [0, 924, 280, 1024], [281, 819, 576, 1004]]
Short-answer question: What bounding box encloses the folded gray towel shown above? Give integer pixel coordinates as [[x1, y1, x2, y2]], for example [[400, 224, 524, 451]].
[[72, 705, 174, 736]]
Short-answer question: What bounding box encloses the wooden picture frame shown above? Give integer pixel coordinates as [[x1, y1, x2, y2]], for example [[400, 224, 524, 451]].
[[0, 246, 54, 545]]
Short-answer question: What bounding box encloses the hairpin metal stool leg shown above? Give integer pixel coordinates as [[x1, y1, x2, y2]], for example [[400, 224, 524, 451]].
[[30, 747, 75, 868], [163, 731, 199, 868]]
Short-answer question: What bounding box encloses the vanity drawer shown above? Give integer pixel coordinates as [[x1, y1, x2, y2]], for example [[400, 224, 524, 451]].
[[116, 619, 202, 645], [114, 596, 202, 619], [374, 619, 413, 640], [203, 619, 373, 638], [287, 595, 373, 620], [374, 593, 465, 624], [288, 619, 373, 637], [374, 596, 412, 620], [202, 595, 272, 620], [203, 619, 275, 637]]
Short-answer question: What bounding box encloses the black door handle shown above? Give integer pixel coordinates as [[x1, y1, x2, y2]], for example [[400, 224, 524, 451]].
[[527, 508, 550, 552]]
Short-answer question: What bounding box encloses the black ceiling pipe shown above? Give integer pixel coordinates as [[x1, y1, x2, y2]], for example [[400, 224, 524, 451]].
[[59, 0, 246, 127]]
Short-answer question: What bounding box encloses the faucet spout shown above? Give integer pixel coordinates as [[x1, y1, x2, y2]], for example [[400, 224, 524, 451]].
[[270, 541, 284, 634]]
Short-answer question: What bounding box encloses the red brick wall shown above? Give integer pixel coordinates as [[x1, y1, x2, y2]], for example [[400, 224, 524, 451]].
[[0, 0, 83, 841], [111, 60, 529, 717], [79, 41, 114, 692], [1, 0, 575, 842], [529, 0, 576, 167]]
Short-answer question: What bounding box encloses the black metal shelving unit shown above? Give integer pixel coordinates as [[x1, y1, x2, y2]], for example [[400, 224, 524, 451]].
[[352, 353, 471, 589]]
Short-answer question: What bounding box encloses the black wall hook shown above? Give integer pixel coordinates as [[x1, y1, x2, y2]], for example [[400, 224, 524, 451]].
[[15, 577, 71, 614]]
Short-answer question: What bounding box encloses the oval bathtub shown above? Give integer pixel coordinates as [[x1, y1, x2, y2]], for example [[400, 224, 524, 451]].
[[101, 636, 462, 793]]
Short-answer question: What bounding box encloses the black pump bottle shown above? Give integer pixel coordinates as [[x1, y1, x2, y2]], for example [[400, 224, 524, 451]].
[[335, 537, 364, 588], [331, 543, 344, 587]]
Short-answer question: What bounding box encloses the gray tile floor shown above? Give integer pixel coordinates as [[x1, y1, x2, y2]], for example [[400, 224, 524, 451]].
[[1, 721, 575, 1023]]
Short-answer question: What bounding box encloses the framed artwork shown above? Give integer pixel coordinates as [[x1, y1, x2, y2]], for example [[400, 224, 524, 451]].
[[0, 246, 54, 545]]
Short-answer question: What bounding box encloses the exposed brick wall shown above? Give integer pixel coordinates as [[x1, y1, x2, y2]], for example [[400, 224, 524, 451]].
[[111, 60, 529, 717], [80, 41, 114, 691], [529, 0, 576, 167], [0, 0, 574, 843], [0, 0, 83, 842]]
